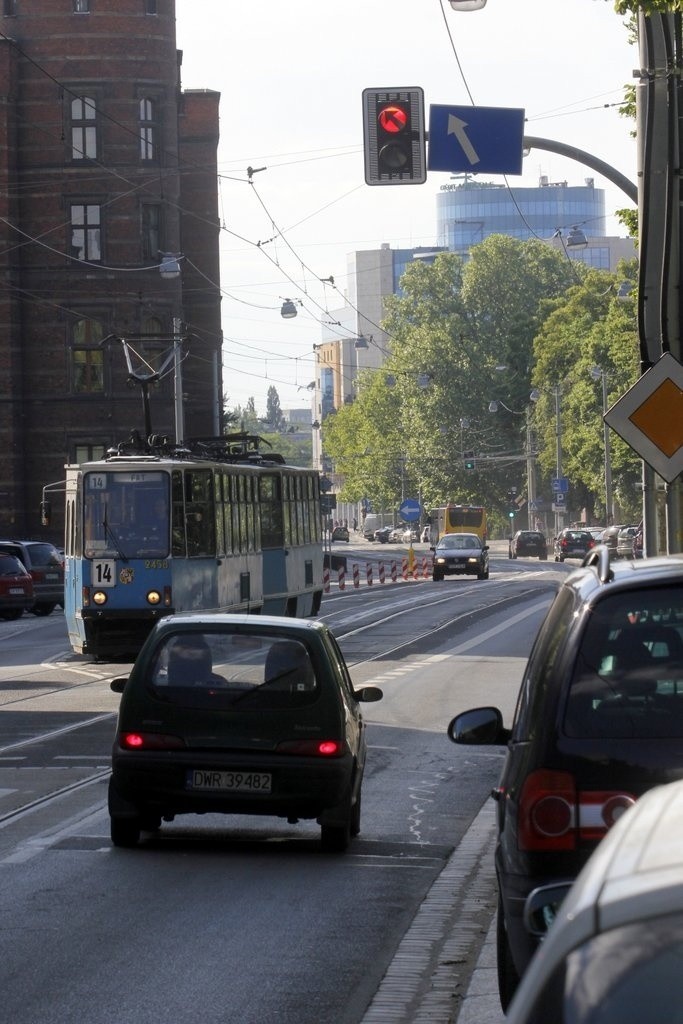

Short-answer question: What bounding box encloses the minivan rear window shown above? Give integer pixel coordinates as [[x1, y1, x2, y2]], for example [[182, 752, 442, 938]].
[[148, 632, 319, 710], [564, 586, 683, 738]]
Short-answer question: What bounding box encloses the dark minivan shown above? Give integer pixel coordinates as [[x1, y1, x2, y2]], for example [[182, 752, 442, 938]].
[[448, 548, 683, 1010]]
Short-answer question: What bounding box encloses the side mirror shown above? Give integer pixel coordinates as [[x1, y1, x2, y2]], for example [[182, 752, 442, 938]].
[[110, 677, 128, 693], [523, 882, 572, 938], [447, 706, 509, 745], [355, 685, 383, 703]]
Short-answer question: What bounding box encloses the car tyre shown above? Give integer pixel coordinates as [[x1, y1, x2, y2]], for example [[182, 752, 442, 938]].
[[110, 815, 141, 848], [350, 789, 362, 837], [321, 817, 351, 853], [478, 569, 489, 580], [31, 602, 55, 616], [1, 609, 23, 620], [496, 896, 521, 1012], [432, 572, 444, 582]]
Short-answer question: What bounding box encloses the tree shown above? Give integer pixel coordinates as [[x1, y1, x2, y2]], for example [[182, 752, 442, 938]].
[[265, 386, 285, 432]]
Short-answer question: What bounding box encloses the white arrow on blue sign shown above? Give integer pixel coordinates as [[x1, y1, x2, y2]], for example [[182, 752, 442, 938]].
[[399, 498, 422, 522], [427, 105, 525, 175]]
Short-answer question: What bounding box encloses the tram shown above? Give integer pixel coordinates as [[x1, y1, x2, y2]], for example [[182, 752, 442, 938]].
[[59, 432, 323, 659]]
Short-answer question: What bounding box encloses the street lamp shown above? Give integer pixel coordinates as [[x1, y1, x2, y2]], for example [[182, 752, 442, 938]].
[[590, 366, 614, 525]]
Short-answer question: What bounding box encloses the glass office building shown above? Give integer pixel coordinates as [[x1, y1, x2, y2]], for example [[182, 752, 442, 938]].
[[437, 177, 610, 267]]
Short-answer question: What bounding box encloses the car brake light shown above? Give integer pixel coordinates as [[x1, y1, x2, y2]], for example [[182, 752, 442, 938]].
[[518, 770, 636, 851], [118, 732, 186, 750], [275, 739, 345, 757]]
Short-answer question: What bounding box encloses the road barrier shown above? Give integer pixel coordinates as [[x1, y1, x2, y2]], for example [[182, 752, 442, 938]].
[[334, 557, 432, 593]]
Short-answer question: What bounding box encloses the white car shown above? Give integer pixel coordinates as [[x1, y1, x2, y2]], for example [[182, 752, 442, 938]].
[[506, 778, 683, 1024]]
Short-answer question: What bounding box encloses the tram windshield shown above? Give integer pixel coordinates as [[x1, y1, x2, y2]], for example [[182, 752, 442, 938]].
[[83, 470, 170, 559]]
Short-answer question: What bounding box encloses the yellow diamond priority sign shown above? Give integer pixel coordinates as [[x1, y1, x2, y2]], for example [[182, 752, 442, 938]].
[[604, 352, 683, 483]]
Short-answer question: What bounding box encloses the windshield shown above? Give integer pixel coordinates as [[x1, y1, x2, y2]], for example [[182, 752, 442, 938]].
[[438, 534, 481, 550], [84, 470, 170, 559]]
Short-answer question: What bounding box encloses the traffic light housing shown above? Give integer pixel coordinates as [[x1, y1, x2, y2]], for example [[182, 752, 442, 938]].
[[463, 451, 476, 470], [362, 87, 427, 186]]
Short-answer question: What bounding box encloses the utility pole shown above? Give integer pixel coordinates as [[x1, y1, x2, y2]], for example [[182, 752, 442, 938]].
[[173, 316, 185, 445]]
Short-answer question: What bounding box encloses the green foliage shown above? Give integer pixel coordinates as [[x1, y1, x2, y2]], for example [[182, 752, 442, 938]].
[[324, 238, 645, 534], [614, 1, 683, 13]]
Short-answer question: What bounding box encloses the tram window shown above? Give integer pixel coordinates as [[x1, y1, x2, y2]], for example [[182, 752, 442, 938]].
[[214, 472, 225, 556], [259, 474, 283, 549], [238, 474, 248, 553], [246, 476, 257, 552], [183, 470, 215, 557]]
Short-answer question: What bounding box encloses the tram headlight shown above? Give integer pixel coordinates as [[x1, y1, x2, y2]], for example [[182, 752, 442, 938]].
[[92, 591, 108, 606], [146, 589, 162, 606]]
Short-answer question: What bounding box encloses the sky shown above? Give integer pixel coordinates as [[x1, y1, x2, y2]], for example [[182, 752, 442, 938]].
[[174, 0, 638, 415]]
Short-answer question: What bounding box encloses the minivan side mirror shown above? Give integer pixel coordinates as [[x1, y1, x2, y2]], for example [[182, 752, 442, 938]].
[[110, 677, 128, 694]]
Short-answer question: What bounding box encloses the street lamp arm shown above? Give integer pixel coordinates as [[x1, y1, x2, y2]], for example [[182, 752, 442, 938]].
[[523, 136, 637, 205]]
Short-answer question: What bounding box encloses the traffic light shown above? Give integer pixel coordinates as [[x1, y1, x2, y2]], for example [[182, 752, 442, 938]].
[[362, 87, 427, 186], [463, 451, 476, 470], [507, 507, 516, 519]]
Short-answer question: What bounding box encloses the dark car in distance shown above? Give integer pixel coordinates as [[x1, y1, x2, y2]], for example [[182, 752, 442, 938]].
[[509, 531, 548, 560], [108, 614, 383, 852], [0, 552, 34, 620], [431, 532, 489, 580], [331, 526, 349, 542], [0, 540, 64, 615], [447, 547, 683, 1011], [553, 529, 595, 562]]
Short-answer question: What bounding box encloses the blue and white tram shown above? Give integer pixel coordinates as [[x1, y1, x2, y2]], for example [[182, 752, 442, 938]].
[[62, 434, 323, 658]]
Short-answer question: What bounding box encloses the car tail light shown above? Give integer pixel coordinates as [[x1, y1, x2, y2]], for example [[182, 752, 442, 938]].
[[118, 731, 186, 751], [275, 739, 346, 757], [518, 769, 636, 851]]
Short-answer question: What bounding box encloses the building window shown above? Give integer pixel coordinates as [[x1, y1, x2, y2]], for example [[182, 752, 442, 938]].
[[139, 98, 156, 161], [145, 0, 157, 13], [141, 203, 161, 260], [71, 96, 97, 160], [72, 319, 105, 393], [73, 0, 90, 12], [74, 443, 106, 463], [70, 204, 101, 262]]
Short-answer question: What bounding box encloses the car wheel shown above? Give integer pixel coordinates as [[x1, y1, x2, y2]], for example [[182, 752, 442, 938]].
[[432, 572, 444, 581], [321, 817, 351, 853], [350, 789, 362, 837], [110, 815, 141, 848], [477, 569, 489, 580], [496, 896, 521, 1012], [31, 602, 56, 616], [1, 609, 23, 621]]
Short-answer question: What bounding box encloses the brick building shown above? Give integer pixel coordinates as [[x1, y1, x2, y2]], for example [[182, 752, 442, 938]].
[[0, 0, 222, 540]]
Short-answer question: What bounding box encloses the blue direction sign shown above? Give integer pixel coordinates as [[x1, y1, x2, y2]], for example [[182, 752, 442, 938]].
[[399, 498, 421, 523], [552, 476, 569, 493], [427, 105, 525, 175]]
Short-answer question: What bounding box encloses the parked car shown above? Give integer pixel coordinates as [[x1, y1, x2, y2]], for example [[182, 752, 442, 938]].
[[431, 532, 489, 580], [601, 524, 626, 558], [509, 530, 548, 560], [447, 547, 683, 1009], [0, 552, 35, 620], [633, 521, 644, 559], [586, 526, 607, 544], [616, 525, 638, 559], [331, 526, 349, 543], [373, 526, 392, 543], [108, 614, 383, 851], [507, 779, 683, 1024], [553, 528, 595, 562], [0, 540, 64, 615]]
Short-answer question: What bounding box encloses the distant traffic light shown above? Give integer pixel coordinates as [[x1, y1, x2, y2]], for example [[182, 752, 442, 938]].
[[362, 87, 427, 186], [463, 451, 476, 470], [507, 507, 516, 519]]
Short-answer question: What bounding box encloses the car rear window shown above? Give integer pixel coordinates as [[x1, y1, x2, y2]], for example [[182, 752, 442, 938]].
[[0, 554, 26, 576], [147, 632, 320, 710], [564, 586, 683, 738], [24, 544, 61, 567]]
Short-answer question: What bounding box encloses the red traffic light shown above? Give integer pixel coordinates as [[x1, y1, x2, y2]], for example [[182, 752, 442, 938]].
[[377, 104, 408, 134], [362, 87, 426, 186]]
